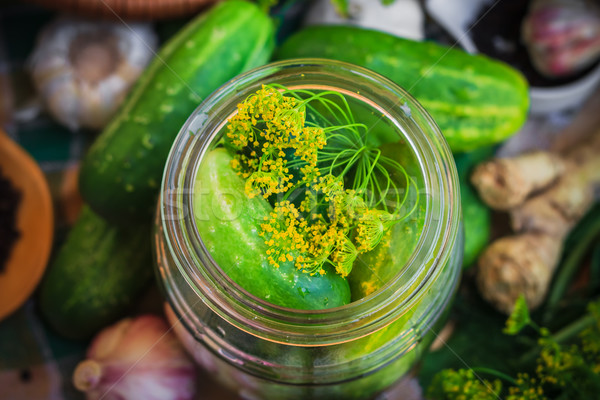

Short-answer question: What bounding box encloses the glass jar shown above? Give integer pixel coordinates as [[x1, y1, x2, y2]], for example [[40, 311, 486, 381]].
[[154, 59, 463, 400]]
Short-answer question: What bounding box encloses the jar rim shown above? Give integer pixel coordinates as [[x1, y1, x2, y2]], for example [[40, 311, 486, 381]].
[[159, 58, 461, 345]]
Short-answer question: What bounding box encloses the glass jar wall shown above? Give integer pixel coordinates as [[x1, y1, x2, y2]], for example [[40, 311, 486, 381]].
[[154, 59, 463, 400]]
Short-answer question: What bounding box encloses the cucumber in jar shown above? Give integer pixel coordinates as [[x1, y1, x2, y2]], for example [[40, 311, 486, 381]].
[[193, 148, 351, 310]]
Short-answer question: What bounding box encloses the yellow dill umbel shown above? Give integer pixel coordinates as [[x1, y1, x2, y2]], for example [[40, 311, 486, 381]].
[[224, 84, 418, 278]]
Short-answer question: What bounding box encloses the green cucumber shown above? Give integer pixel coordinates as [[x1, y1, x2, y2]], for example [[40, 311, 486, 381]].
[[460, 182, 490, 269], [39, 206, 153, 340], [193, 148, 351, 310], [79, 1, 275, 223], [274, 26, 530, 153], [454, 148, 494, 269]]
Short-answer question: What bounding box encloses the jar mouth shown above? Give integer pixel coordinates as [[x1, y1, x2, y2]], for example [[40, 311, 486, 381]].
[[159, 59, 461, 345]]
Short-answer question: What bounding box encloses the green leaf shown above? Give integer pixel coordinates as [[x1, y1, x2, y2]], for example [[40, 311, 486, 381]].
[[504, 295, 531, 335], [544, 203, 600, 324], [330, 0, 349, 16]]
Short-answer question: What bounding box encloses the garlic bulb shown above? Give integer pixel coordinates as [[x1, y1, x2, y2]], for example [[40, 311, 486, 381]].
[[522, 0, 600, 77], [29, 17, 157, 130], [73, 315, 196, 400]]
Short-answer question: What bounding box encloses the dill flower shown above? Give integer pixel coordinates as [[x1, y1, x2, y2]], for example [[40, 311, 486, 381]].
[[343, 189, 367, 220], [580, 301, 600, 368], [355, 209, 395, 253], [507, 374, 545, 400], [225, 84, 417, 278], [331, 235, 358, 277], [260, 201, 307, 269], [297, 252, 330, 276], [244, 158, 293, 199], [427, 369, 502, 400], [300, 221, 345, 275]]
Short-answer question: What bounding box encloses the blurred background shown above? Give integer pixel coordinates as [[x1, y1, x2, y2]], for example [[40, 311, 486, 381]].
[[1, 1, 599, 399]]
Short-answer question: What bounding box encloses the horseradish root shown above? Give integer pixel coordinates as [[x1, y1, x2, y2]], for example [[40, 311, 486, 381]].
[[474, 129, 600, 313], [470, 152, 566, 210], [510, 164, 599, 237], [477, 233, 563, 314]]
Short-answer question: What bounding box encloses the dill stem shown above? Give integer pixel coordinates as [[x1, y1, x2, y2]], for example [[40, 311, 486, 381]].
[[520, 312, 597, 363], [322, 123, 366, 133], [470, 367, 517, 385], [336, 147, 366, 177], [282, 183, 304, 202], [552, 313, 596, 344], [365, 149, 381, 187]]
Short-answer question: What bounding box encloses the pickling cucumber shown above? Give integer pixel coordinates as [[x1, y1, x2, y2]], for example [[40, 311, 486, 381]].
[[193, 148, 351, 310], [274, 25, 530, 153], [79, 1, 275, 223], [454, 148, 493, 269], [460, 182, 490, 269], [39, 206, 153, 340]]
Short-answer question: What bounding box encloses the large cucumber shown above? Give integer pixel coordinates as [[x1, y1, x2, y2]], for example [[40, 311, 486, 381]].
[[274, 26, 530, 153], [193, 148, 351, 310], [79, 1, 275, 223], [39, 206, 153, 340]]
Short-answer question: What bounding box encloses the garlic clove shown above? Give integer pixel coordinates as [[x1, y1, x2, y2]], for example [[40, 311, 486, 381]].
[[73, 315, 196, 400], [87, 317, 133, 360], [29, 17, 157, 131], [73, 360, 103, 392]]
